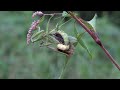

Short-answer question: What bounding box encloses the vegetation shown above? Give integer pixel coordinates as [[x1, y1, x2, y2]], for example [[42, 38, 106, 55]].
[[0, 11, 120, 79]]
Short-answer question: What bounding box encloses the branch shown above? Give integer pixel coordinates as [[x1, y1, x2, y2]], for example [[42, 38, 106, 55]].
[[44, 13, 62, 16], [67, 11, 120, 71]]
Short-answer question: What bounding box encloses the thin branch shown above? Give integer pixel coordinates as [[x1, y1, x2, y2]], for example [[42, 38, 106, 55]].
[[67, 11, 93, 36], [59, 18, 73, 28], [101, 45, 120, 70], [67, 11, 120, 71], [58, 57, 69, 79], [44, 13, 62, 16]]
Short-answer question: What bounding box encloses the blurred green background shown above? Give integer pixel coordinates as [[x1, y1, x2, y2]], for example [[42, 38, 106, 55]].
[[0, 11, 120, 79]]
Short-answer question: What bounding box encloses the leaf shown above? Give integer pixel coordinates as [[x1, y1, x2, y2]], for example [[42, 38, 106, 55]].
[[40, 16, 45, 23], [68, 36, 77, 45], [80, 18, 96, 32], [74, 21, 78, 37], [88, 14, 97, 31], [31, 30, 45, 43], [62, 11, 69, 17], [77, 32, 92, 59], [63, 11, 78, 17]]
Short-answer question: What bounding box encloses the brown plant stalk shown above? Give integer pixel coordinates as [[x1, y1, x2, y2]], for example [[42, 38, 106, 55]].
[[67, 11, 120, 71]]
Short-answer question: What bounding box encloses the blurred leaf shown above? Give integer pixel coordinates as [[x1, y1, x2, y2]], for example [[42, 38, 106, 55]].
[[88, 14, 97, 31], [73, 18, 92, 58], [31, 30, 45, 43], [40, 16, 45, 23], [62, 11, 78, 17], [80, 18, 96, 32], [74, 21, 78, 37], [62, 11, 69, 17], [46, 15, 54, 34], [68, 36, 77, 45], [77, 32, 92, 59]]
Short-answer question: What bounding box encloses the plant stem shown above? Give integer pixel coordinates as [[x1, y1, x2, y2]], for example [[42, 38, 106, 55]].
[[44, 13, 62, 16], [67, 11, 120, 71], [46, 15, 54, 34], [67, 11, 93, 36], [101, 45, 120, 70], [58, 57, 69, 79], [59, 18, 73, 28]]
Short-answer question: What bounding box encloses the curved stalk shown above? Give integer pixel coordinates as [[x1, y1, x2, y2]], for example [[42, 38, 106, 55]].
[[58, 57, 69, 79], [67, 11, 120, 71]]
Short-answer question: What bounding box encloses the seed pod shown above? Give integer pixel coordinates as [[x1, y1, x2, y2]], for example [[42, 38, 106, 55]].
[[57, 44, 69, 51]]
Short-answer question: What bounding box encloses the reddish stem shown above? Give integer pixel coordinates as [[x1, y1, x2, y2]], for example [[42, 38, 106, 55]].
[[67, 11, 120, 71], [101, 45, 120, 70]]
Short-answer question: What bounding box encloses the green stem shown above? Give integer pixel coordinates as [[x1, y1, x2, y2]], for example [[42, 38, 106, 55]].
[[46, 15, 54, 44], [56, 17, 66, 30], [46, 15, 54, 34], [59, 17, 65, 24], [59, 18, 73, 28], [74, 21, 78, 37], [58, 57, 70, 79]]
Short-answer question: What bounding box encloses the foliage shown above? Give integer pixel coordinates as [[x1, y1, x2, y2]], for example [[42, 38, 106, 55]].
[[0, 11, 120, 79]]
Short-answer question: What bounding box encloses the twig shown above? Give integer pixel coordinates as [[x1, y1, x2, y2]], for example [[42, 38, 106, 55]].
[[67, 11, 120, 71], [101, 45, 120, 70], [58, 57, 69, 79], [44, 13, 62, 16]]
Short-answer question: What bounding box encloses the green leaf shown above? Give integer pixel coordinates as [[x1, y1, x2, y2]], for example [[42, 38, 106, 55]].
[[40, 16, 45, 23], [31, 30, 45, 43], [77, 32, 86, 39], [80, 18, 96, 32], [77, 32, 92, 59], [74, 20, 92, 58], [62, 11, 69, 17], [68, 36, 77, 45], [88, 14, 97, 31], [63, 11, 78, 17], [74, 21, 78, 37]]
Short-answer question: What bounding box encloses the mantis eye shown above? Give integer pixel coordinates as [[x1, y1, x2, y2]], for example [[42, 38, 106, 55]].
[[57, 44, 69, 51]]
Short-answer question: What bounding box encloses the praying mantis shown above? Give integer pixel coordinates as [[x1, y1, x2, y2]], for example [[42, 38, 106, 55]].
[[27, 11, 92, 58], [30, 16, 78, 57], [27, 11, 120, 76]]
